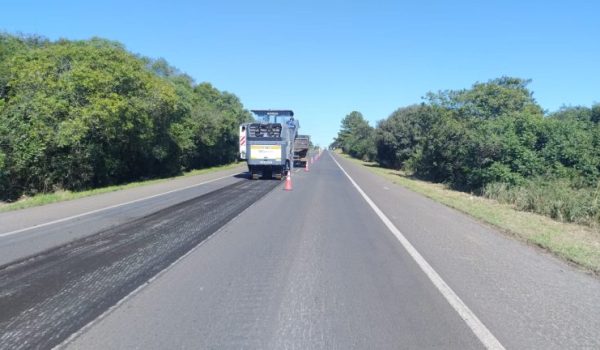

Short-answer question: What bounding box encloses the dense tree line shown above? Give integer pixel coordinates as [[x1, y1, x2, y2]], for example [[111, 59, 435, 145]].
[[334, 77, 600, 226], [0, 34, 251, 201]]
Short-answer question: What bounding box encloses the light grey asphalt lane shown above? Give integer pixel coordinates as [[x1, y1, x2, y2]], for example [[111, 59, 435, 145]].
[[330, 152, 600, 349], [65, 152, 483, 349]]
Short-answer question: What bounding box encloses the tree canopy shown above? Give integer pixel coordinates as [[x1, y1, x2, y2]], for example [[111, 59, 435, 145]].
[[0, 33, 251, 200], [335, 77, 600, 225], [333, 111, 376, 161]]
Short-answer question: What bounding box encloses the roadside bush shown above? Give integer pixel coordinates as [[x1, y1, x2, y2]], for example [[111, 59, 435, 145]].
[[375, 104, 434, 169], [0, 34, 252, 201], [483, 179, 600, 226], [333, 111, 376, 161], [336, 76, 600, 227]]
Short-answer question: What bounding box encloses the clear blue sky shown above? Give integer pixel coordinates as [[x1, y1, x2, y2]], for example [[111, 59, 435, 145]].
[[2, 0, 599, 146]]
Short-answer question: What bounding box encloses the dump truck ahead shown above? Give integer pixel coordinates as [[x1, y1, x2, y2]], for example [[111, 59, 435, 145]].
[[240, 110, 298, 180], [293, 135, 310, 167]]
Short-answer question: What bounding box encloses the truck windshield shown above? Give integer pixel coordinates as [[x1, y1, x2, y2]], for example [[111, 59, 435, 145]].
[[258, 115, 294, 125]]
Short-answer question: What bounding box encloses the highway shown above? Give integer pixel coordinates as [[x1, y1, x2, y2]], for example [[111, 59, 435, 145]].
[[1, 152, 599, 349]]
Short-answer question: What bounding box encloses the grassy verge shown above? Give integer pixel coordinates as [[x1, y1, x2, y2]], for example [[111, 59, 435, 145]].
[[0, 162, 244, 213], [338, 153, 600, 274]]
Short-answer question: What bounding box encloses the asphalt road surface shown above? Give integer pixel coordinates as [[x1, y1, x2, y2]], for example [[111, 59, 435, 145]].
[[1, 152, 599, 349], [0, 179, 278, 349]]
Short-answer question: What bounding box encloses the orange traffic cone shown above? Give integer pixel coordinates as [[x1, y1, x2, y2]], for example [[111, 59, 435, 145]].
[[284, 171, 293, 191], [305, 161, 310, 172]]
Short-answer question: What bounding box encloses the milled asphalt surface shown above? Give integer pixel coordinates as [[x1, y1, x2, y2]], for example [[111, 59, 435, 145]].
[[0, 179, 279, 349], [0, 165, 245, 266], [1, 152, 599, 349]]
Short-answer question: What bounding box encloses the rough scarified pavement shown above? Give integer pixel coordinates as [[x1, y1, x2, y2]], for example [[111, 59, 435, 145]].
[[0, 179, 278, 350]]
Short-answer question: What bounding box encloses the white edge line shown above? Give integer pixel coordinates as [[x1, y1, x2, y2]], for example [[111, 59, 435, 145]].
[[0, 172, 241, 238], [329, 152, 505, 350], [53, 174, 273, 349]]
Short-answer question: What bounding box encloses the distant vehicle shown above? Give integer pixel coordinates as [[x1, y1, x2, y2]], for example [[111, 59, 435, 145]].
[[293, 135, 310, 167], [240, 110, 299, 180]]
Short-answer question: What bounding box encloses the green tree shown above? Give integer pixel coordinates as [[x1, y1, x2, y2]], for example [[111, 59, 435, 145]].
[[0, 34, 251, 200], [339, 76, 600, 224], [376, 77, 548, 190], [335, 111, 376, 161], [375, 104, 434, 169]]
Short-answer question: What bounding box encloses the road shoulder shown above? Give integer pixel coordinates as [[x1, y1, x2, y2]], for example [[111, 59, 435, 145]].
[[332, 151, 600, 349], [337, 153, 600, 274], [0, 164, 245, 235]]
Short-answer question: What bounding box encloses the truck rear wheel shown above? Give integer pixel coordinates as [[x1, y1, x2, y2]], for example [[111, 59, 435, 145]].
[[276, 163, 289, 180], [249, 166, 259, 180]]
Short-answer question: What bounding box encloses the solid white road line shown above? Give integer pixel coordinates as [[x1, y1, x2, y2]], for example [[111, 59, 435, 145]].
[[330, 153, 505, 350], [0, 173, 240, 238]]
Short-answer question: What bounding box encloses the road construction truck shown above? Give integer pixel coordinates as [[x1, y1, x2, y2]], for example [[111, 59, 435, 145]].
[[293, 135, 310, 167], [239, 110, 298, 180]]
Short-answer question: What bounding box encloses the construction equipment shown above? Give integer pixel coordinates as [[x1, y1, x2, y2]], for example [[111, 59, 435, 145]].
[[293, 135, 310, 167], [240, 110, 298, 180]]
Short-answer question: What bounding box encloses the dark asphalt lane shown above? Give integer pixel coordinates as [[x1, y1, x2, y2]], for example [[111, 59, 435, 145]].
[[0, 165, 246, 234], [0, 169, 245, 266], [65, 153, 483, 349], [0, 179, 278, 350]]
